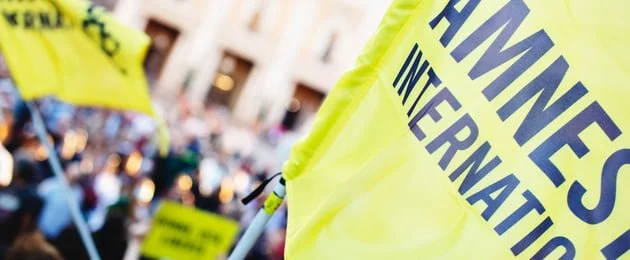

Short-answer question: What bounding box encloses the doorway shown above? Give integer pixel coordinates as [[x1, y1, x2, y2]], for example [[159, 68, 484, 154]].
[[281, 83, 325, 130], [143, 19, 180, 88], [206, 52, 254, 109]]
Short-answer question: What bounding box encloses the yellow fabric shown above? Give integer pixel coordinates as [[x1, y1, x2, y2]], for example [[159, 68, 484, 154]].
[[141, 201, 239, 260], [0, 0, 168, 154], [283, 0, 630, 259]]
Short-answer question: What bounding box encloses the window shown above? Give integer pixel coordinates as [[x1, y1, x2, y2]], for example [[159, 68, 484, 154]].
[[143, 19, 180, 87], [206, 53, 254, 109]]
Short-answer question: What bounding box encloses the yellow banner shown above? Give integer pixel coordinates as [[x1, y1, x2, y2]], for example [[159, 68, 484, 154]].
[[141, 201, 239, 260], [0, 0, 153, 116], [283, 0, 630, 259]]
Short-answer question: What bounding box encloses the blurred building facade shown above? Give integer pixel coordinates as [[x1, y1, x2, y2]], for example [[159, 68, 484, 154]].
[[98, 0, 390, 130]]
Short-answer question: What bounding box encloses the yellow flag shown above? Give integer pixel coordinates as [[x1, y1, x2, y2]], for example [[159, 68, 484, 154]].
[[283, 0, 630, 259], [0, 0, 168, 153]]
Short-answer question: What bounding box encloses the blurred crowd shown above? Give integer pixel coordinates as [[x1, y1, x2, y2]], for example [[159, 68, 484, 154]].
[[0, 74, 301, 259]]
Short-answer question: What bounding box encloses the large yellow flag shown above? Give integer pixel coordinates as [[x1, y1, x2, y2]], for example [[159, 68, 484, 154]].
[[0, 0, 152, 114], [0, 0, 168, 152], [283, 0, 630, 259]]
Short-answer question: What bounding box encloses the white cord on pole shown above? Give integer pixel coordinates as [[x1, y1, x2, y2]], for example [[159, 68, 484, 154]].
[[27, 102, 101, 260], [228, 179, 286, 260]]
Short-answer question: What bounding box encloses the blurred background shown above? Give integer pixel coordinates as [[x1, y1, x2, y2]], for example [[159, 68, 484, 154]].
[[0, 0, 391, 259]]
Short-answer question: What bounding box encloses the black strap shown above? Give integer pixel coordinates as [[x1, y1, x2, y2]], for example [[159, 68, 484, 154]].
[[241, 172, 281, 205]]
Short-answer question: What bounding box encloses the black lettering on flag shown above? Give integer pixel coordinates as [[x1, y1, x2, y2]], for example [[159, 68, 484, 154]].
[[449, 142, 502, 194], [2, 11, 18, 27], [55, 10, 64, 28], [494, 190, 545, 235], [466, 174, 519, 220], [407, 68, 442, 116], [530, 102, 622, 187], [393, 43, 429, 104], [39, 12, 51, 28], [23, 11, 34, 29], [531, 236, 576, 260], [82, 5, 126, 74], [83, 6, 120, 57], [497, 56, 588, 146], [450, 0, 554, 101], [568, 148, 630, 224], [426, 113, 479, 170], [510, 217, 553, 256], [409, 87, 462, 141], [429, 0, 480, 47], [601, 229, 630, 259]]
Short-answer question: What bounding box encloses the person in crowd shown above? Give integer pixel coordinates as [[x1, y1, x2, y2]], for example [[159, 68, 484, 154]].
[[37, 162, 84, 240], [3, 100, 30, 153], [0, 66, 292, 259], [93, 202, 130, 260], [52, 181, 130, 260], [5, 232, 63, 260], [0, 158, 44, 259], [103, 112, 123, 142], [77, 174, 98, 221], [51, 226, 87, 260], [191, 178, 221, 213], [89, 163, 122, 231]]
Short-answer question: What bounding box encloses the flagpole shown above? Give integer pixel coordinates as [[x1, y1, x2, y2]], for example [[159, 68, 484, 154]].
[[228, 178, 286, 260], [26, 102, 101, 260]]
